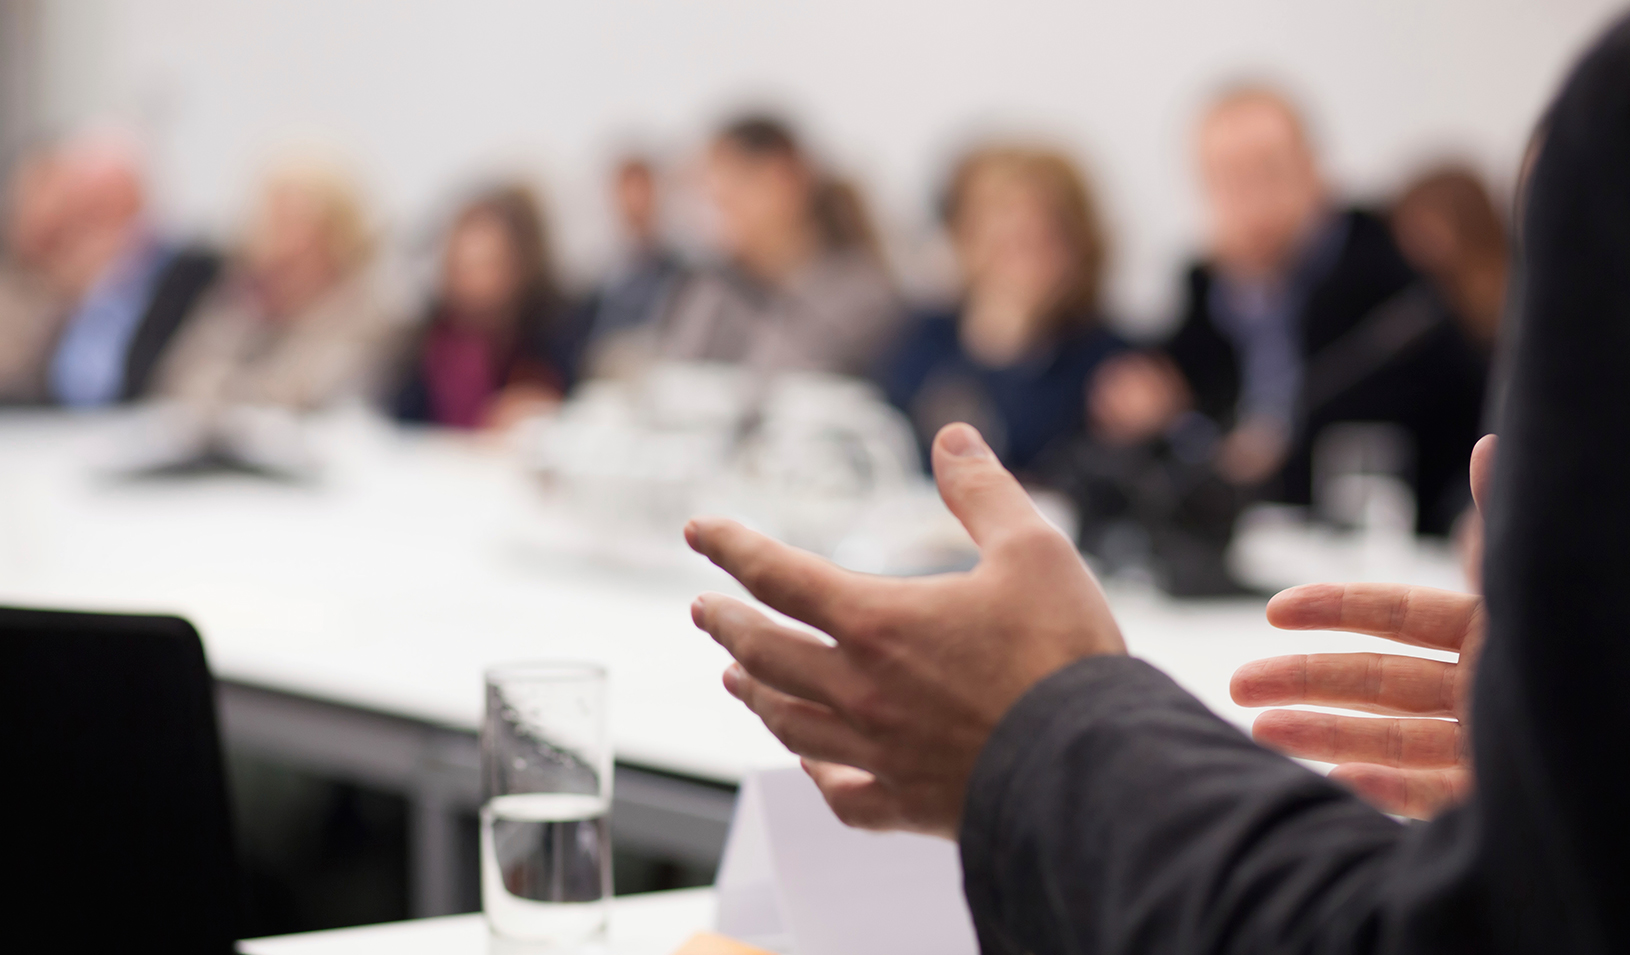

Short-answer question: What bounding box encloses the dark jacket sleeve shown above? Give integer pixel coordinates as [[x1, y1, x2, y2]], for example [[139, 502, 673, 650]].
[[1163, 265, 1242, 429], [121, 246, 223, 401], [959, 15, 1630, 955]]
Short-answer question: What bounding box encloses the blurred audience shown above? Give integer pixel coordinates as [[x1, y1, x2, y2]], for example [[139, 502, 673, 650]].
[[391, 184, 571, 430], [577, 155, 686, 380], [2, 95, 1504, 553], [1066, 86, 1489, 591], [4, 132, 222, 408], [153, 159, 396, 414], [881, 146, 1123, 474], [658, 115, 901, 376]]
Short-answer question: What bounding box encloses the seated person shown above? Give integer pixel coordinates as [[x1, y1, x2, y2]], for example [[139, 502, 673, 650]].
[[880, 146, 1123, 474], [1290, 165, 1501, 533], [680, 18, 1630, 950], [0, 148, 69, 404], [1092, 86, 1416, 478], [25, 132, 221, 407], [576, 155, 686, 380], [658, 115, 902, 377], [154, 158, 398, 414], [1391, 165, 1508, 352], [392, 184, 572, 430], [1080, 87, 1480, 579]]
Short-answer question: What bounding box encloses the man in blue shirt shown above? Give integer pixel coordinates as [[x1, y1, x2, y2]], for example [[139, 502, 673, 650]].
[[33, 134, 219, 407]]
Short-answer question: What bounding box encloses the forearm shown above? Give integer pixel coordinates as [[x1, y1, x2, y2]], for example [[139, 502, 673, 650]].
[[961, 657, 1411, 955]]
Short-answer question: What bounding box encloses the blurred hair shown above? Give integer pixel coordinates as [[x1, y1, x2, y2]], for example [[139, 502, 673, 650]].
[[716, 115, 801, 158], [615, 153, 655, 182], [259, 157, 374, 272], [451, 182, 560, 305], [1394, 165, 1507, 263], [940, 145, 1110, 326], [714, 113, 880, 256], [811, 176, 880, 258], [1200, 82, 1316, 151]]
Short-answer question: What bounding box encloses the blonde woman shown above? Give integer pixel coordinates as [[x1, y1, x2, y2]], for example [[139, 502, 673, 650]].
[[156, 158, 399, 413]]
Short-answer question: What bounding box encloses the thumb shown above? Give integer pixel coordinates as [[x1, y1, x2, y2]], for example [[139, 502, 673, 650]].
[[1469, 433, 1497, 516], [930, 423, 1046, 548]]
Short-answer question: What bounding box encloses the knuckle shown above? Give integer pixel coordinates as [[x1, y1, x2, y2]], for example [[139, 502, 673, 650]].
[[845, 686, 896, 732], [830, 794, 887, 830], [1386, 720, 1406, 764], [833, 594, 897, 649], [733, 630, 769, 672], [760, 702, 795, 742], [1002, 523, 1075, 563]]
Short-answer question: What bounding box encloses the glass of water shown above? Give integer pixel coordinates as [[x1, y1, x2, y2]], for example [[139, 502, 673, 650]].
[[481, 662, 612, 947]]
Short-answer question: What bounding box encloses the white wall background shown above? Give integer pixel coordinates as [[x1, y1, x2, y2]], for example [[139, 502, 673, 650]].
[[33, 0, 1628, 333]]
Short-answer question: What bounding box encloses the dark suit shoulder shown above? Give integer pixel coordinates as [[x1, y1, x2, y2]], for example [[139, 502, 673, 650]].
[[1300, 208, 1417, 356], [120, 244, 226, 401], [1162, 261, 1240, 425]]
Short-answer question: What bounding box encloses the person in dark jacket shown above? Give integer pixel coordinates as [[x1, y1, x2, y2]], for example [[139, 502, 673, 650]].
[[1093, 89, 1492, 534], [392, 185, 572, 430], [683, 15, 1630, 954], [881, 145, 1122, 474], [1093, 88, 1418, 487]]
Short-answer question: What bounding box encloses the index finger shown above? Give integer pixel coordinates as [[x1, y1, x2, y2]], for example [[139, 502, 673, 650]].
[[1265, 582, 1481, 651], [685, 516, 855, 635]]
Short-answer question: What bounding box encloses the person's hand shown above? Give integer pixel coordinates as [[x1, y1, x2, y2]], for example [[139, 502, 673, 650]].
[[482, 381, 562, 433], [1214, 415, 1290, 486], [1088, 351, 1190, 445], [1229, 434, 1496, 819], [1232, 583, 1481, 818], [686, 423, 1126, 838]]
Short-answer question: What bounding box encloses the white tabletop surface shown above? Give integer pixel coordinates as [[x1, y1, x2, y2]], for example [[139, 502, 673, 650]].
[[239, 887, 716, 954], [0, 411, 1469, 784]]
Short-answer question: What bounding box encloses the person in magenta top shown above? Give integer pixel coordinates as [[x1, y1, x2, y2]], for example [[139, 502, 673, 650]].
[[392, 185, 572, 430]]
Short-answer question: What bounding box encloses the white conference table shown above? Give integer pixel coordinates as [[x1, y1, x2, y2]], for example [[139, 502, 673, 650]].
[[0, 409, 1467, 915], [240, 888, 715, 955]]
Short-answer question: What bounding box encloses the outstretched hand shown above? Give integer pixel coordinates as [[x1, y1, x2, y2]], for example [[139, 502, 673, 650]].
[[687, 423, 1125, 839], [1230, 434, 1496, 819]]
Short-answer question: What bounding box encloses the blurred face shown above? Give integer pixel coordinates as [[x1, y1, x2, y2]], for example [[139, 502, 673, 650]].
[[30, 145, 147, 295], [615, 164, 658, 242], [704, 141, 810, 261], [3, 154, 70, 268], [247, 181, 337, 280], [955, 167, 1074, 312], [443, 212, 523, 320], [1198, 99, 1326, 278]]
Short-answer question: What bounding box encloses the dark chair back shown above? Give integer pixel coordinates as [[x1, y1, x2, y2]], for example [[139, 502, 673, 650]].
[[2, 606, 239, 951]]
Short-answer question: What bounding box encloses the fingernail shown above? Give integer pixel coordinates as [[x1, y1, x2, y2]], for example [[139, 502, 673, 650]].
[[683, 521, 700, 549], [941, 423, 988, 458], [690, 597, 706, 627], [722, 663, 743, 696]]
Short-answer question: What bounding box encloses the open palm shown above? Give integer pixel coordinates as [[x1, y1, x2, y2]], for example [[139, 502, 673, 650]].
[[1230, 434, 1495, 819], [1232, 583, 1481, 818]]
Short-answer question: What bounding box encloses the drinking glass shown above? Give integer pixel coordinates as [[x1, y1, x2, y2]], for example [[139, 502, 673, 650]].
[[481, 662, 612, 947]]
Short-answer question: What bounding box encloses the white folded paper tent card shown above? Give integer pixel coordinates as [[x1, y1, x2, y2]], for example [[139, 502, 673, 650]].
[[714, 767, 979, 954]]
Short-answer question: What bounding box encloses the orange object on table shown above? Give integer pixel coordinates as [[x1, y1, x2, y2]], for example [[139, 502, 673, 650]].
[[670, 930, 775, 955]]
